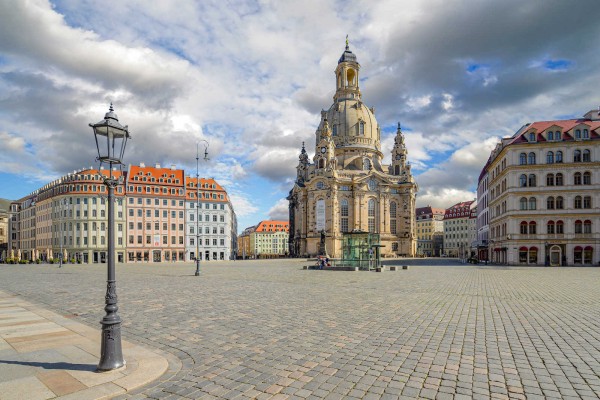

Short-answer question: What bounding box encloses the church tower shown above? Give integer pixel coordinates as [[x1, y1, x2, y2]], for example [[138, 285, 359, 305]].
[[288, 40, 417, 258]]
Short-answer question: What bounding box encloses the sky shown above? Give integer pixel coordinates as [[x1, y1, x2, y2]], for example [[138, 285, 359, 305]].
[[0, 0, 598, 233]]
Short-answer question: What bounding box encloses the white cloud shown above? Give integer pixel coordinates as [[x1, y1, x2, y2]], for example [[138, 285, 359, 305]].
[[268, 198, 289, 221]]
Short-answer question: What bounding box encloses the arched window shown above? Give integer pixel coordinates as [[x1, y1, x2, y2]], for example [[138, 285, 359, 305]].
[[519, 153, 527, 165], [528, 152, 536, 165], [574, 246, 583, 264], [394, 165, 400, 175], [556, 196, 564, 209], [390, 201, 397, 234], [529, 197, 536, 210], [556, 151, 563, 163], [584, 220, 592, 234], [574, 196, 582, 209], [546, 151, 554, 164], [584, 196, 591, 209], [528, 174, 536, 187], [575, 220, 583, 234], [358, 121, 365, 136], [547, 220, 555, 234], [519, 174, 527, 187], [555, 173, 563, 186], [574, 150, 582, 162], [584, 246, 593, 264], [583, 171, 591, 185], [583, 129, 589, 139], [528, 221, 537, 234], [546, 196, 554, 209], [574, 172, 582, 185], [367, 199, 376, 233], [547, 131, 553, 141], [332, 125, 337, 136], [529, 132, 535, 142], [520, 221, 528, 234], [340, 199, 349, 233], [556, 220, 564, 234], [363, 158, 371, 170], [555, 131, 561, 141], [528, 246, 538, 263], [520, 197, 528, 210], [583, 149, 591, 162], [575, 129, 581, 139], [546, 173, 554, 186]]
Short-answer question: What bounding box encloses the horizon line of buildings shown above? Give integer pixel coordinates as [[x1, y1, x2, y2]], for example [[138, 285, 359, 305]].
[[5, 163, 238, 263]]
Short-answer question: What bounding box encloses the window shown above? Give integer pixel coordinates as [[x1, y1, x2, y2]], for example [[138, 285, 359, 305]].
[[583, 196, 591, 209], [528, 197, 536, 210], [546, 197, 554, 209], [583, 172, 591, 185], [574, 150, 582, 162], [583, 129, 589, 139], [520, 197, 528, 210], [574, 172, 582, 185], [528, 152, 536, 165], [528, 174, 536, 187], [575, 220, 583, 234], [519, 174, 527, 187], [555, 173, 563, 186], [519, 153, 527, 165], [556, 220, 564, 234], [528, 221, 536, 234], [520, 221, 528, 234], [547, 131, 553, 141], [546, 174, 554, 186], [368, 199, 376, 233], [556, 196, 564, 209], [555, 151, 563, 163], [363, 158, 371, 170], [528, 132, 535, 142], [583, 149, 591, 162], [547, 221, 555, 234], [584, 220, 592, 234], [575, 129, 581, 139], [546, 151, 554, 164], [574, 196, 582, 209], [340, 199, 349, 233]]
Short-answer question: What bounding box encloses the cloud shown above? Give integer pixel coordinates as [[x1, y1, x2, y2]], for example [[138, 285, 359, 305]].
[[268, 198, 289, 221]]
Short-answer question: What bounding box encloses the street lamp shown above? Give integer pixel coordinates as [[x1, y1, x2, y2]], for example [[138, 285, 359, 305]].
[[90, 104, 130, 371], [195, 140, 209, 276]]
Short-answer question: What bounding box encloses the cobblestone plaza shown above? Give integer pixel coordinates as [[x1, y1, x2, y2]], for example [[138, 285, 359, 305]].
[[1, 260, 599, 399]]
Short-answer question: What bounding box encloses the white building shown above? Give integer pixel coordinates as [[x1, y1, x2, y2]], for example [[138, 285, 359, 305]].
[[443, 201, 477, 259]]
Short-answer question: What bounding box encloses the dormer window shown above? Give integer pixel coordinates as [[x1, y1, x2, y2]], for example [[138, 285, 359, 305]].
[[575, 129, 581, 139], [555, 131, 561, 140], [547, 131, 553, 141], [583, 129, 589, 139], [528, 132, 535, 142]]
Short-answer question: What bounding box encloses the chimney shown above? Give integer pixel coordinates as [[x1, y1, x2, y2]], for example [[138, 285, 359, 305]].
[[155, 163, 161, 168], [171, 164, 176, 170], [140, 162, 145, 168]]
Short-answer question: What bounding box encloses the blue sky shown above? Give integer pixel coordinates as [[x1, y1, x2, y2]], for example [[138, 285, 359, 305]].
[[1, 1, 599, 232]]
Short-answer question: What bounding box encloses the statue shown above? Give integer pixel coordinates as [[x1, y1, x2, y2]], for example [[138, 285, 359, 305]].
[[319, 229, 329, 257]]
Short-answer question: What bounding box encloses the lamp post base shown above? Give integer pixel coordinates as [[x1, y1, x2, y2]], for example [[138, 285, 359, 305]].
[[97, 318, 125, 371], [195, 259, 200, 276]]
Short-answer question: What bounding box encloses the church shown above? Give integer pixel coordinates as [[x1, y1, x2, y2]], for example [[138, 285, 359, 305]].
[[288, 42, 418, 258]]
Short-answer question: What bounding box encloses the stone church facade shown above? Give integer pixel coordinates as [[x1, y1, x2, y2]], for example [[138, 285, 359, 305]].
[[288, 43, 417, 258]]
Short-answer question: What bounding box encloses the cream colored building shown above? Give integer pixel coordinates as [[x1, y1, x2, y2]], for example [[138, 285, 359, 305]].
[[288, 43, 417, 258], [486, 109, 600, 266], [415, 206, 445, 256]]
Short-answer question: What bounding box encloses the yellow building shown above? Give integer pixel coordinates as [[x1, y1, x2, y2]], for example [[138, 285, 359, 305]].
[[288, 43, 417, 258]]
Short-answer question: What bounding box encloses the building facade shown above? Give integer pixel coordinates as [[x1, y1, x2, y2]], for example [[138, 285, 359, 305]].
[[6, 164, 236, 264], [475, 163, 490, 261], [415, 206, 445, 256], [0, 199, 10, 258], [485, 109, 600, 266], [185, 177, 237, 261], [288, 43, 417, 258], [443, 201, 477, 258], [251, 220, 289, 258]]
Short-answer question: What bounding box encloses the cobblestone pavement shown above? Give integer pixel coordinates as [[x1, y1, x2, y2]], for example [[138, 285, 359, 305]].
[[1, 259, 599, 400]]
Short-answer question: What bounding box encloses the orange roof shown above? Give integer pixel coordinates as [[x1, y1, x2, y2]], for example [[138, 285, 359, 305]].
[[255, 220, 289, 233], [510, 118, 600, 145], [127, 165, 185, 186], [185, 177, 229, 202]]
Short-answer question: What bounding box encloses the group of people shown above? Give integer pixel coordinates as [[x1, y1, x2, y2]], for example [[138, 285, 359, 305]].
[[317, 256, 330, 269]]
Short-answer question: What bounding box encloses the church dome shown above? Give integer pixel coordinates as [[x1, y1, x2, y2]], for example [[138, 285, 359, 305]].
[[323, 99, 379, 151]]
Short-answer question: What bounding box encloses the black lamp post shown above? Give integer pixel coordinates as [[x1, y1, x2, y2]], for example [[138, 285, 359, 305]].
[[195, 140, 209, 276], [90, 104, 130, 371]]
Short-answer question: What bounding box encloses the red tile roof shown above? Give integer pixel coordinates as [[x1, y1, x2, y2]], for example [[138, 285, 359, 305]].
[[255, 220, 289, 233]]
